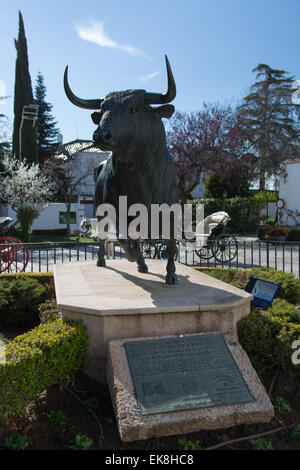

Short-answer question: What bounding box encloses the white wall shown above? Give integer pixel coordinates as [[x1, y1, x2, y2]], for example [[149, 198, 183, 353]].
[[279, 161, 300, 226], [1, 203, 85, 234]]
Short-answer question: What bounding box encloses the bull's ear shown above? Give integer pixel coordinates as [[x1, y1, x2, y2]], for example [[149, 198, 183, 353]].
[[154, 104, 175, 118], [91, 112, 101, 125]]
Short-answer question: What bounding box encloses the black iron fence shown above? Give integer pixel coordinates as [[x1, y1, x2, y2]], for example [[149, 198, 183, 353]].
[[1, 239, 300, 277]]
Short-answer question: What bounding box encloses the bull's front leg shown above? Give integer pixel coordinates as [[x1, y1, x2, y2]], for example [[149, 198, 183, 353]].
[[165, 239, 178, 285]]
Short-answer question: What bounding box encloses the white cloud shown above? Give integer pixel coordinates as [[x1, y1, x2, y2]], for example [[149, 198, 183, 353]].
[[76, 20, 150, 59], [138, 71, 160, 83]]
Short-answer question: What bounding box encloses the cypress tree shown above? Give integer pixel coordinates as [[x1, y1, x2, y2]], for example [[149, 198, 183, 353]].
[[34, 72, 60, 164], [237, 64, 299, 190], [12, 11, 37, 163]]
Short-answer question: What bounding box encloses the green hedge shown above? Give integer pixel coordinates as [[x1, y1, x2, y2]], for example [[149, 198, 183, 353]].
[[195, 267, 300, 378], [237, 311, 300, 379], [195, 267, 300, 304], [0, 319, 87, 421], [31, 228, 67, 236], [0, 273, 55, 328], [0, 272, 54, 297]]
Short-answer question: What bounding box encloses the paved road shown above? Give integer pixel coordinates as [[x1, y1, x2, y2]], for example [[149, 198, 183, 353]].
[[4, 239, 300, 277], [177, 239, 300, 277]]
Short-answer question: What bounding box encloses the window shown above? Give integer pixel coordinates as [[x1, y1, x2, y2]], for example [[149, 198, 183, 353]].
[[59, 212, 76, 224]]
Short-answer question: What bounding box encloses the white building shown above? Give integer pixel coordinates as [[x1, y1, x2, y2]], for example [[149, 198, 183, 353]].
[[278, 159, 300, 227], [0, 139, 110, 235]]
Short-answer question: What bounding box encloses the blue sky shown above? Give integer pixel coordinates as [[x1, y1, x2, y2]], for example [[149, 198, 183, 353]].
[[1, 0, 299, 143]]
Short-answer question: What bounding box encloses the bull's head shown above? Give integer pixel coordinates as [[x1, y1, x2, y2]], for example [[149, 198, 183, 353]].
[[63, 56, 176, 158]]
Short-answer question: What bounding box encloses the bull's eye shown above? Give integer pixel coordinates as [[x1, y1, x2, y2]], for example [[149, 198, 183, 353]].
[[130, 106, 138, 113]]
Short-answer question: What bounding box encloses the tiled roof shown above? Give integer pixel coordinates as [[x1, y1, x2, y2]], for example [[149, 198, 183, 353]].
[[56, 139, 105, 159]]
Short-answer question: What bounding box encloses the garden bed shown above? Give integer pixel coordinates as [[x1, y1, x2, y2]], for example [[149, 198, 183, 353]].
[[0, 369, 300, 450], [1, 269, 300, 450]]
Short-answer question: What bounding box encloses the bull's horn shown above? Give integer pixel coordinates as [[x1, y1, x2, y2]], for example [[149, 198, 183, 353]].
[[64, 66, 103, 109], [144, 55, 176, 104]]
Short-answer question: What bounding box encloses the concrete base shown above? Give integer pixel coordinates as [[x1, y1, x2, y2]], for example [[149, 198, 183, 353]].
[[107, 333, 274, 442], [54, 260, 253, 381]]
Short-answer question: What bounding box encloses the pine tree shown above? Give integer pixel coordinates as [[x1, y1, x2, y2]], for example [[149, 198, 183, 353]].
[[237, 64, 300, 190], [12, 11, 37, 163], [34, 72, 60, 164]]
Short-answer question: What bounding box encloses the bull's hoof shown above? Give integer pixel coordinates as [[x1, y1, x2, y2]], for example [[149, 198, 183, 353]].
[[138, 263, 148, 273], [165, 273, 178, 285], [96, 258, 106, 267]]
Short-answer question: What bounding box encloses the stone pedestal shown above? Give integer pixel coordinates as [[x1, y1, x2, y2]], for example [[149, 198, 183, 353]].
[[54, 260, 252, 382]]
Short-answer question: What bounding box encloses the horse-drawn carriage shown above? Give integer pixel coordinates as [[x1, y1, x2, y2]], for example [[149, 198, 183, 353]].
[[0, 217, 29, 273]]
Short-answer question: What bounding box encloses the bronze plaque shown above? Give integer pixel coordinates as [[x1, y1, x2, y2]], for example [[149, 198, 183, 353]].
[[124, 334, 254, 415]]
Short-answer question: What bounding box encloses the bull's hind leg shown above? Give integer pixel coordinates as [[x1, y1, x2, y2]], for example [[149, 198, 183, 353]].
[[165, 239, 178, 285], [96, 239, 106, 267], [119, 239, 148, 273]]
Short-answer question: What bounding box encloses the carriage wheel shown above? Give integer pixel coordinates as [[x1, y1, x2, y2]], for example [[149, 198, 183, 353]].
[[157, 242, 178, 261], [212, 235, 237, 264], [0, 237, 29, 273], [194, 243, 215, 260]]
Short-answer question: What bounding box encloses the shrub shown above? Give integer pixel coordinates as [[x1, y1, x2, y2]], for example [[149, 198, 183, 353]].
[[0, 318, 87, 421], [1, 272, 55, 299], [292, 424, 300, 440], [47, 410, 67, 427], [238, 311, 300, 378], [250, 438, 273, 450], [237, 311, 282, 374], [267, 299, 300, 324], [4, 433, 29, 450], [0, 277, 47, 328], [195, 267, 300, 304], [272, 397, 291, 413], [16, 205, 39, 242], [38, 299, 62, 324], [264, 218, 275, 225], [69, 434, 93, 450]]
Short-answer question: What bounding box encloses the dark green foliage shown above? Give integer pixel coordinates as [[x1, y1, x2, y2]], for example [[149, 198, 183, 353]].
[[47, 410, 67, 427], [69, 434, 93, 450], [16, 205, 39, 242], [0, 277, 47, 327], [4, 433, 29, 450], [237, 64, 299, 190], [34, 72, 60, 164], [1, 272, 55, 299], [32, 228, 67, 236], [12, 11, 37, 163], [286, 229, 300, 242], [204, 170, 251, 199], [292, 425, 300, 440], [0, 319, 87, 420], [250, 438, 273, 450], [178, 437, 202, 450], [272, 397, 291, 413], [237, 311, 282, 373]]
